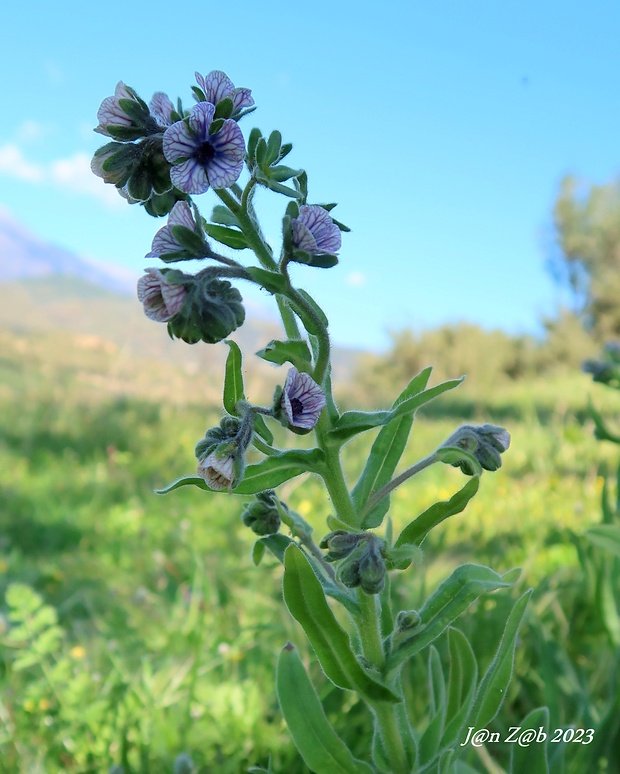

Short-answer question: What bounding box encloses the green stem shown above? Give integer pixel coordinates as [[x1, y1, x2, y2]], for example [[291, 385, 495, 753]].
[[284, 285, 331, 386], [316, 423, 410, 773], [364, 452, 439, 513], [215, 188, 277, 270]]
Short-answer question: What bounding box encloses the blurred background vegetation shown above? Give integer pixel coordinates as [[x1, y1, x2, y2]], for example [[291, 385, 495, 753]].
[[2, 175, 620, 772]]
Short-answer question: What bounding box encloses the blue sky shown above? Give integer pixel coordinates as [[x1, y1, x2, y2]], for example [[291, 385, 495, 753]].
[[1, 0, 618, 350]]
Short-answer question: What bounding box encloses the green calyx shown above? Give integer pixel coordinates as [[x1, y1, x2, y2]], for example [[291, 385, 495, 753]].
[[167, 277, 245, 345]]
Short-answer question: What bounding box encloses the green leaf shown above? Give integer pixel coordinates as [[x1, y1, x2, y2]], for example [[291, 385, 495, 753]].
[[418, 646, 447, 766], [202, 223, 249, 250], [509, 706, 550, 774], [330, 376, 464, 446], [246, 127, 262, 167], [265, 130, 282, 167], [246, 266, 288, 294], [268, 165, 303, 183], [253, 413, 274, 446], [329, 410, 393, 443], [282, 545, 399, 702], [156, 449, 324, 496], [155, 476, 209, 495], [170, 225, 207, 255], [442, 628, 478, 752], [469, 589, 532, 729], [291, 289, 329, 336], [356, 416, 414, 529], [223, 340, 244, 415], [386, 564, 517, 674], [291, 249, 339, 268], [390, 377, 465, 420], [276, 644, 375, 774], [234, 449, 325, 494], [584, 524, 620, 560], [210, 205, 241, 228], [351, 369, 433, 528], [435, 446, 483, 476], [254, 534, 294, 564], [256, 339, 312, 370], [395, 477, 480, 549]]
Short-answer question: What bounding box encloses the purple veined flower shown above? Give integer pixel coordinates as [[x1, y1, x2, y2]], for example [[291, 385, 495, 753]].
[[197, 450, 235, 491], [95, 82, 147, 137], [137, 268, 188, 322], [146, 201, 201, 258], [292, 205, 342, 256], [281, 367, 326, 429], [163, 103, 245, 195], [195, 70, 254, 114], [149, 92, 176, 128]]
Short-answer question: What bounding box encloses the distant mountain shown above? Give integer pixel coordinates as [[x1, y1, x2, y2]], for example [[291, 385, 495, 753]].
[[0, 206, 137, 294], [0, 209, 363, 384]]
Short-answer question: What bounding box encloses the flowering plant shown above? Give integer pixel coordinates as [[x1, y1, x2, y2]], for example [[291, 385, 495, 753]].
[[93, 71, 531, 774]]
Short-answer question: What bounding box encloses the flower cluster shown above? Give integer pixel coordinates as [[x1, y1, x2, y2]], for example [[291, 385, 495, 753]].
[[92, 71, 253, 212]]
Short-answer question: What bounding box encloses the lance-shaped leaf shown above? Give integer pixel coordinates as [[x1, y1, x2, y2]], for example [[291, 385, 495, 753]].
[[435, 447, 483, 477], [508, 706, 550, 774], [210, 204, 241, 228], [203, 223, 249, 250], [253, 534, 294, 565], [223, 340, 244, 415], [276, 644, 375, 774], [351, 367, 433, 528], [282, 544, 399, 702], [156, 448, 324, 496], [443, 628, 478, 748], [584, 524, 620, 560], [246, 266, 288, 294], [395, 477, 480, 549], [291, 289, 329, 336], [329, 377, 464, 444], [469, 589, 532, 730], [256, 339, 312, 371], [418, 646, 447, 766], [386, 564, 517, 674]]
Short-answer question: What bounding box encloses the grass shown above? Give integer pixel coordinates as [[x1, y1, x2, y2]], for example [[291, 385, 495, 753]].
[[1, 323, 619, 772]]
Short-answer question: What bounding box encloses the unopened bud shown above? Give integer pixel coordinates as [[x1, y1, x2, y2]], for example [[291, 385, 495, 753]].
[[391, 609, 424, 649], [358, 539, 387, 595], [440, 423, 510, 475], [241, 491, 282, 535], [319, 530, 364, 561]]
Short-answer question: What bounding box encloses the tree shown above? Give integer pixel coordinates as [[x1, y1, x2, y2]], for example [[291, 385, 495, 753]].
[[550, 175, 620, 340]]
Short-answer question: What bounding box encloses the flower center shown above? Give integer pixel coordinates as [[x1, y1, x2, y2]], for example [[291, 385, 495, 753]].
[[290, 397, 304, 416], [194, 140, 216, 166]]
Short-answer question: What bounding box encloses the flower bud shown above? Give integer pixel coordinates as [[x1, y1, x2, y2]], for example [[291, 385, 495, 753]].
[[195, 412, 254, 492], [319, 530, 364, 561], [241, 490, 282, 535], [440, 423, 510, 475], [137, 268, 189, 323], [95, 82, 155, 140], [357, 538, 387, 595], [390, 609, 423, 649], [167, 277, 245, 345], [335, 535, 387, 595]]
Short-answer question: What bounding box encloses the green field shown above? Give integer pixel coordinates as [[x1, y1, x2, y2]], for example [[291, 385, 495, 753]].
[[2, 322, 619, 773]]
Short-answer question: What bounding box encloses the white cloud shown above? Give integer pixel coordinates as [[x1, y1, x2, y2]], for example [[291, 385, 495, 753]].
[[16, 120, 48, 143], [0, 143, 45, 182], [0, 143, 122, 208], [50, 152, 122, 208], [346, 271, 367, 287]]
